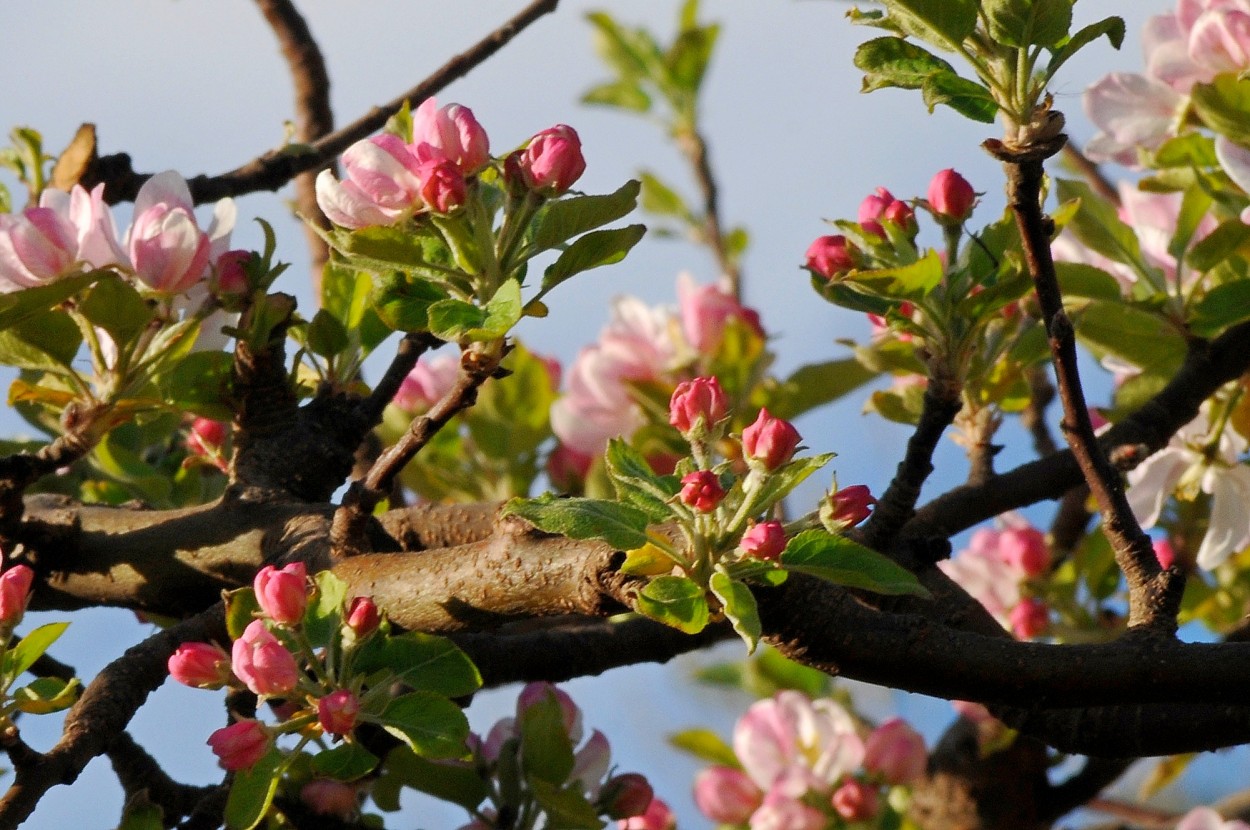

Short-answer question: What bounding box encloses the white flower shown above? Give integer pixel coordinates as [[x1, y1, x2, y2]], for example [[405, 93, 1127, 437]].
[[1127, 409, 1250, 569]]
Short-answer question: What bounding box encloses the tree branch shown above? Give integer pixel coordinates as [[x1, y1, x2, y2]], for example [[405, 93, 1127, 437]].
[[82, 0, 561, 206]]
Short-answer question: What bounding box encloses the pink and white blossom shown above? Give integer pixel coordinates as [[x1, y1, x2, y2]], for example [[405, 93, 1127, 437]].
[[412, 98, 490, 174], [394, 353, 461, 413], [1176, 806, 1250, 830], [315, 134, 424, 229], [733, 691, 865, 799], [126, 171, 236, 293], [676, 273, 764, 354]]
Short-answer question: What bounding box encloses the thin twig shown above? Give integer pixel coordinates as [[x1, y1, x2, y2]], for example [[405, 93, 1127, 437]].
[[85, 0, 561, 206], [986, 133, 1183, 633], [354, 332, 442, 427], [1038, 757, 1135, 824], [1021, 364, 1059, 457], [676, 128, 740, 296], [253, 0, 336, 288]]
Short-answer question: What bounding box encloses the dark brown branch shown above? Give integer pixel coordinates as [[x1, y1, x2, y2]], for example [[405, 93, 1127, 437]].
[[988, 133, 1179, 632], [106, 731, 217, 825], [1038, 757, 1135, 824], [859, 381, 963, 552], [1020, 364, 1059, 458], [0, 607, 227, 830], [0, 418, 101, 540], [83, 0, 561, 206], [354, 333, 441, 427], [253, 0, 335, 287]]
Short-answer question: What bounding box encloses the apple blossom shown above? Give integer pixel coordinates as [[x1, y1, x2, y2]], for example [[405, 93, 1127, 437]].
[[207, 720, 269, 771], [126, 171, 235, 293], [824, 485, 877, 527], [998, 526, 1049, 577], [680, 470, 726, 512], [1176, 806, 1250, 830], [676, 273, 764, 354], [0, 207, 77, 291], [300, 779, 359, 819], [572, 730, 612, 798], [804, 234, 858, 280], [416, 152, 467, 214], [318, 689, 361, 736], [512, 125, 586, 195], [167, 642, 232, 689], [345, 596, 381, 637], [741, 409, 801, 471], [733, 691, 865, 799], [394, 353, 461, 413], [0, 564, 34, 626], [749, 792, 826, 830], [693, 766, 762, 823], [863, 718, 927, 784], [412, 98, 490, 174], [831, 779, 879, 821], [315, 134, 424, 229], [1010, 598, 1050, 640], [669, 376, 728, 436], [253, 562, 308, 625], [231, 620, 299, 696], [616, 797, 675, 830], [740, 521, 787, 561], [927, 168, 976, 222], [1083, 72, 1184, 165], [599, 773, 654, 820]]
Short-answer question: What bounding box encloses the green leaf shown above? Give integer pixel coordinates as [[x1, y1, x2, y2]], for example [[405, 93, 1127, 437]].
[[667, 23, 720, 93], [503, 494, 651, 551], [639, 172, 691, 220], [1073, 299, 1186, 374], [605, 438, 680, 522], [12, 675, 79, 714], [746, 453, 835, 518], [754, 647, 833, 697], [710, 571, 761, 653], [118, 796, 164, 830], [879, 0, 978, 48], [427, 299, 485, 340], [520, 693, 576, 784], [0, 271, 101, 331], [769, 358, 879, 420], [983, 0, 1072, 48], [310, 742, 380, 781], [1054, 262, 1123, 300], [636, 575, 710, 633], [372, 271, 448, 333], [302, 569, 349, 649], [921, 71, 998, 122], [527, 180, 641, 255], [78, 277, 154, 349], [1151, 133, 1217, 168], [1055, 179, 1148, 271], [1191, 280, 1250, 336], [668, 727, 739, 767], [1192, 74, 1250, 146], [372, 746, 490, 812], [780, 530, 930, 597], [376, 691, 470, 759], [855, 36, 955, 91], [0, 310, 81, 373], [582, 80, 652, 112], [306, 309, 350, 357], [541, 225, 647, 295], [851, 251, 945, 299], [1187, 219, 1250, 273], [428, 280, 522, 342], [225, 587, 262, 641], [529, 778, 605, 830], [354, 632, 482, 698], [156, 350, 233, 418], [1045, 16, 1125, 82], [224, 748, 283, 830], [329, 224, 458, 281], [2, 622, 69, 683]]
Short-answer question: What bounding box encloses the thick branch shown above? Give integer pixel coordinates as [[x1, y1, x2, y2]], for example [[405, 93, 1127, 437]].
[[83, 0, 561, 206]]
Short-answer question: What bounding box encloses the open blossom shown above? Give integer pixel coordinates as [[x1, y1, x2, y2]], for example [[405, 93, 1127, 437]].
[[0, 183, 127, 292], [734, 691, 865, 800], [126, 171, 236, 293], [551, 295, 677, 456], [1126, 408, 1250, 569], [412, 98, 490, 174], [676, 273, 764, 354], [315, 134, 424, 229], [938, 514, 1048, 635], [1083, 72, 1185, 165], [750, 792, 826, 830]]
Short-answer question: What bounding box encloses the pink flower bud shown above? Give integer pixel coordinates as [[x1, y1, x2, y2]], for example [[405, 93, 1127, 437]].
[[884, 198, 916, 232], [253, 562, 308, 625], [864, 718, 927, 784], [416, 151, 467, 214], [318, 689, 361, 736], [3, 207, 78, 281], [858, 186, 895, 237], [517, 682, 583, 743], [741, 408, 801, 471], [805, 235, 858, 280], [167, 642, 232, 689], [1010, 598, 1049, 640], [547, 443, 593, 492], [231, 620, 300, 696], [693, 766, 762, 823], [740, 521, 787, 561], [412, 98, 491, 174], [207, 720, 270, 771], [572, 729, 612, 792], [187, 418, 227, 457], [346, 596, 381, 637], [832, 779, 880, 821], [927, 169, 976, 222], [617, 797, 676, 830], [211, 249, 251, 298], [600, 773, 654, 820], [300, 779, 359, 820], [669, 377, 728, 435], [681, 471, 726, 513], [1154, 538, 1177, 570], [0, 565, 34, 626], [998, 526, 1049, 577], [513, 125, 586, 195], [826, 485, 877, 527], [676, 274, 764, 354]]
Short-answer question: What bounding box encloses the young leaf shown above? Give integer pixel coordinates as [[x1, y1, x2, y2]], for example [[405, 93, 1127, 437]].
[[2, 622, 70, 683], [541, 225, 647, 295], [1045, 16, 1125, 82], [528, 778, 605, 830], [780, 530, 930, 597], [520, 693, 576, 784], [306, 309, 350, 358], [1073, 299, 1186, 374], [855, 37, 955, 92], [921, 72, 998, 123], [372, 271, 448, 333], [879, 0, 978, 49], [373, 746, 490, 812], [377, 691, 470, 759], [639, 171, 692, 220], [710, 571, 762, 653], [605, 438, 681, 522], [769, 358, 879, 420], [636, 575, 710, 633], [224, 748, 283, 830], [527, 180, 641, 254], [983, 0, 1073, 48], [0, 271, 101, 332], [1192, 75, 1250, 147], [745, 453, 835, 518], [310, 742, 380, 781], [503, 494, 651, 550], [1055, 179, 1149, 272], [353, 632, 482, 698], [301, 570, 349, 648], [668, 727, 739, 767], [12, 676, 79, 714], [78, 277, 154, 349]]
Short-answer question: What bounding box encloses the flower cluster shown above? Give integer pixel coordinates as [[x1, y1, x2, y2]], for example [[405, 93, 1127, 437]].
[[450, 682, 658, 830], [0, 171, 238, 295], [937, 514, 1052, 639], [0, 563, 80, 726], [692, 691, 927, 829]]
